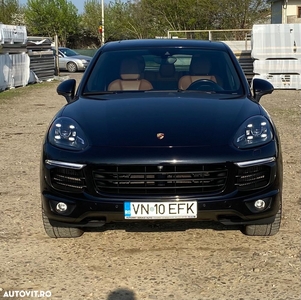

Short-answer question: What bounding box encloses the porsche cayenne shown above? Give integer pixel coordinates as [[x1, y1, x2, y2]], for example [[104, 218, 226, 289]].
[[41, 39, 282, 238]]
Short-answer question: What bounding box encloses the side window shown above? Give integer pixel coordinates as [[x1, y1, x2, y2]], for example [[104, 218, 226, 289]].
[[174, 55, 191, 72], [144, 55, 160, 71]]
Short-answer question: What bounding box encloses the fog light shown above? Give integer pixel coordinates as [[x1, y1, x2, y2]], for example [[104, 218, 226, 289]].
[[254, 199, 266, 210], [56, 202, 68, 212]]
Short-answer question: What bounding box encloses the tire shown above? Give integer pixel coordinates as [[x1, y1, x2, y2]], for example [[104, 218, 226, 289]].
[[67, 61, 77, 73], [42, 209, 84, 238], [241, 206, 282, 236]]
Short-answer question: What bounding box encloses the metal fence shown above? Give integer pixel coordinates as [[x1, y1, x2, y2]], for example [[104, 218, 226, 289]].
[[167, 29, 252, 47]]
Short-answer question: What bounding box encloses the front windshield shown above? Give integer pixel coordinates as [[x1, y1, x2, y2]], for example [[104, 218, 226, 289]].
[[61, 48, 79, 57], [83, 48, 243, 95]]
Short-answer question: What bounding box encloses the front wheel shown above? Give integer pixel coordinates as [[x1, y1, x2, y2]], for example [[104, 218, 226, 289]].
[[241, 207, 282, 236], [67, 61, 78, 73], [42, 209, 84, 238]]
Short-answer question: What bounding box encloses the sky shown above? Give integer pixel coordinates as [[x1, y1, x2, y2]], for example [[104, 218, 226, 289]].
[[19, 0, 107, 14]]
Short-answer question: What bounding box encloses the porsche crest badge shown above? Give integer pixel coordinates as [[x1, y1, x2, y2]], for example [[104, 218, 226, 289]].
[[157, 133, 165, 140]]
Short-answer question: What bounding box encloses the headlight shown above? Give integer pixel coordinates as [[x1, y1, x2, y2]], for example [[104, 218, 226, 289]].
[[233, 116, 273, 149], [81, 59, 88, 63], [48, 117, 88, 150]]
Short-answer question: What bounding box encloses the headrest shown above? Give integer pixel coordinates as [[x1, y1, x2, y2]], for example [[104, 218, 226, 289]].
[[190, 56, 211, 75], [159, 63, 175, 77], [120, 58, 141, 80]]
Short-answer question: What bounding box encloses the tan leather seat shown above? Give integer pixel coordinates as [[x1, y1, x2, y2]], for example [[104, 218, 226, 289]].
[[108, 57, 153, 91], [157, 62, 178, 90], [159, 62, 176, 78], [178, 56, 217, 90]]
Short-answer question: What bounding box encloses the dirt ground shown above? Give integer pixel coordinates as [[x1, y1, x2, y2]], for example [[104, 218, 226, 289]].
[[0, 73, 300, 300]]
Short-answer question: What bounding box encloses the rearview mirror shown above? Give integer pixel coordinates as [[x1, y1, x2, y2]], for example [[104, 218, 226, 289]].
[[57, 79, 76, 103], [252, 78, 274, 102]]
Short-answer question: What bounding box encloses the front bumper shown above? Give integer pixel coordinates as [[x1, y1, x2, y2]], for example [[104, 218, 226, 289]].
[[78, 62, 89, 70], [41, 143, 282, 228], [41, 188, 281, 227]]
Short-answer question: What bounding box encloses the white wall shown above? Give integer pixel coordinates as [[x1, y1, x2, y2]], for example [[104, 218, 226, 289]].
[[287, 0, 301, 16]]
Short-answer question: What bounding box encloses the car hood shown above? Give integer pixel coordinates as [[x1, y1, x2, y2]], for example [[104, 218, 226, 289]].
[[62, 94, 260, 147]]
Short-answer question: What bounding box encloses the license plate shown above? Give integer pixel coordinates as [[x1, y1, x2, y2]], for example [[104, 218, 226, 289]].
[[124, 201, 197, 220]]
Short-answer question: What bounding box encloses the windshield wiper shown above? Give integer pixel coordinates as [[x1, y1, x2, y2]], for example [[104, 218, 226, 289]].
[[82, 91, 117, 96], [177, 89, 216, 94], [82, 90, 150, 96]]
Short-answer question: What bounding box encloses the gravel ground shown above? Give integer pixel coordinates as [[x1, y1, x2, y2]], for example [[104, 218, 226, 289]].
[[0, 73, 300, 300]]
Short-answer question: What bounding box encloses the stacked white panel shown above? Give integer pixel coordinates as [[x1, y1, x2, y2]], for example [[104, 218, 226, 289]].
[[0, 23, 29, 90], [0, 53, 30, 91], [254, 60, 301, 74], [252, 24, 301, 89], [0, 24, 27, 45], [254, 74, 301, 89], [0, 55, 6, 90], [252, 24, 301, 59]]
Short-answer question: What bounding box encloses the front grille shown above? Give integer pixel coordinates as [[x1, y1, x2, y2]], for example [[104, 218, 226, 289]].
[[235, 165, 270, 191], [50, 167, 86, 193], [93, 164, 228, 195]]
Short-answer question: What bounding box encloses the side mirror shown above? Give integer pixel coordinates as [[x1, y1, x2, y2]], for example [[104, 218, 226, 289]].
[[57, 79, 76, 103], [252, 78, 274, 102]]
